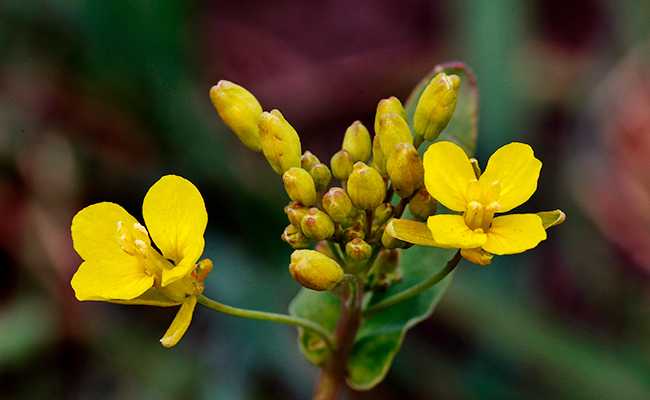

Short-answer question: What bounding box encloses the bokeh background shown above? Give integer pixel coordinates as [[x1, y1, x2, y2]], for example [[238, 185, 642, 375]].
[[1, 0, 650, 399]]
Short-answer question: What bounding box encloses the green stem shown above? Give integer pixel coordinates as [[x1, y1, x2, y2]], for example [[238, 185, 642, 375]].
[[327, 240, 347, 267], [363, 250, 462, 318], [197, 294, 336, 351]]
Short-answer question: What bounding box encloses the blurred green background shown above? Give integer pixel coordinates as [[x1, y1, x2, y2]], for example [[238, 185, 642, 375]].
[[1, 0, 650, 399]]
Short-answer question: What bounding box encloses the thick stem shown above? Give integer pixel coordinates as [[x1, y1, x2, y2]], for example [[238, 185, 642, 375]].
[[197, 294, 336, 350], [363, 250, 462, 318], [312, 277, 362, 400]]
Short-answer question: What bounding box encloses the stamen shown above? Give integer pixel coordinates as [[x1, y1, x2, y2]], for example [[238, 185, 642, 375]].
[[134, 239, 148, 257], [134, 223, 148, 235], [119, 234, 135, 255], [464, 201, 482, 229]]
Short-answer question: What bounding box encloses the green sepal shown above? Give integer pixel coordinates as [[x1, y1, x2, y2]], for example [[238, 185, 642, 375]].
[[536, 209, 566, 229], [405, 62, 478, 156]]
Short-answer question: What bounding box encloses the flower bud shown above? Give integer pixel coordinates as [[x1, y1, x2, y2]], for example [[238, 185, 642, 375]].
[[301, 151, 321, 171], [301, 208, 335, 240], [286, 202, 310, 229], [374, 96, 407, 135], [378, 113, 413, 157], [408, 187, 437, 221], [374, 248, 401, 274], [346, 238, 372, 261], [347, 162, 386, 211], [342, 121, 372, 163], [413, 73, 460, 142], [381, 219, 407, 249], [342, 211, 365, 232], [309, 163, 332, 193], [210, 80, 263, 151], [322, 187, 353, 222], [386, 143, 424, 198], [330, 149, 354, 181], [289, 250, 344, 291], [370, 134, 387, 176], [283, 167, 317, 206], [342, 225, 365, 243], [373, 203, 394, 229], [281, 225, 311, 249], [259, 109, 302, 174]]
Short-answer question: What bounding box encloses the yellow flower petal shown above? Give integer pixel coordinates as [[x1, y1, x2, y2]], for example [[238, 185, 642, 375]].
[[160, 295, 198, 348], [71, 260, 154, 301], [423, 141, 476, 212], [386, 219, 455, 248], [427, 214, 487, 248], [483, 214, 546, 255], [479, 143, 542, 212], [71, 202, 146, 262], [70, 202, 153, 300], [108, 288, 182, 307], [142, 175, 207, 287]]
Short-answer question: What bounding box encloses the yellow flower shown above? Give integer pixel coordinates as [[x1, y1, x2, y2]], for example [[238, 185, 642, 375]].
[[70, 175, 212, 347], [423, 141, 547, 256]]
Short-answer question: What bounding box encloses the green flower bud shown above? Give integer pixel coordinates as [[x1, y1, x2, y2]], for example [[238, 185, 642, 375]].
[[366, 248, 403, 292], [381, 219, 407, 249], [373, 203, 394, 230], [259, 109, 302, 174], [346, 238, 372, 261], [370, 134, 387, 176], [322, 187, 353, 223], [330, 149, 354, 181], [286, 202, 310, 229], [374, 96, 407, 135], [301, 151, 321, 171], [342, 225, 365, 243], [347, 162, 386, 211], [289, 250, 344, 291], [283, 167, 317, 206], [413, 73, 460, 142], [301, 208, 335, 240], [341, 210, 365, 231], [378, 113, 413, 157], [408, 187, 437, 221], [375, 248, 401, 274], [309, 163, 332, 193], [342, 121, 372, 163], [210, 80, 263, 151], [386, 143, 424, 198], [281, 225, 311, 249]]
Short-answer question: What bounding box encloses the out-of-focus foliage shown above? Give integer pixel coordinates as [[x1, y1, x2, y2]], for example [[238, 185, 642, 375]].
[[1, 0, 650, 399]]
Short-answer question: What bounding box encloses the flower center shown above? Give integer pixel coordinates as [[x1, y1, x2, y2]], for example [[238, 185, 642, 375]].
[[117, 221, 150, 257], [464, 180, 502, 232]]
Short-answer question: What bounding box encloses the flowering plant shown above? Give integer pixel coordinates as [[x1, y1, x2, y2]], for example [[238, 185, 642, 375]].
[[70, 62, 564, 399]]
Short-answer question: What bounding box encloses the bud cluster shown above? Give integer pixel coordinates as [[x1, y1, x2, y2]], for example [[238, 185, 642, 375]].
[[211, 75, 460, 292]]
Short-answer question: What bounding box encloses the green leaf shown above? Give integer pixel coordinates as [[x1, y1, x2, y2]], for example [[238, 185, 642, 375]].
[[405, 62, 479, 156], [288, 289, 340, 366], [289, 246, 456, 389], [346, 246, 456, 390]]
